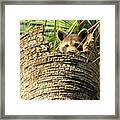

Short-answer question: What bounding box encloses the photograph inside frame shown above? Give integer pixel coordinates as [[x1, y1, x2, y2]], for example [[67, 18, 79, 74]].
[[20, 20, 100, 100]]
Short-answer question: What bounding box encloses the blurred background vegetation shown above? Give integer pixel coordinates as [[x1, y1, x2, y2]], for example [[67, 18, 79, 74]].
[[20, 20, 100, 53]]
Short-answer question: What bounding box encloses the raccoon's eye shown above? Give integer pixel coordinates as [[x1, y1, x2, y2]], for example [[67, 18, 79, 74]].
[[65, 44, 69, 47], [74, 43, 79, 47]]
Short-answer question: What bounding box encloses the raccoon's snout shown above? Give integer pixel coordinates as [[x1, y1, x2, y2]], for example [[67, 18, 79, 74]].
[[67, 47, 78, 53], [59, 46, 79, 53], [68, 50, 77, 53], [59, 43, 83, 53]]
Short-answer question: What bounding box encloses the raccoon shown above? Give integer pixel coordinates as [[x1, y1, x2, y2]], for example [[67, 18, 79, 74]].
[[58, 29, 88, 53]]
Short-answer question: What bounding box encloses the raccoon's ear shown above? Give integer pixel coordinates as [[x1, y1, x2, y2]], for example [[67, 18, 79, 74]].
[[78, 29, 88, 41], [58, 30, 67, 41]]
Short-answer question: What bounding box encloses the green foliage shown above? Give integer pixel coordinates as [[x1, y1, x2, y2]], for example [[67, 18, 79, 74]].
[[20, 20, 100, 52]]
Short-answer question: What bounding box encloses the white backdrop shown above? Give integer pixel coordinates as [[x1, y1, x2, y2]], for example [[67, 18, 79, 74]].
[[5, 5, 115, 115]]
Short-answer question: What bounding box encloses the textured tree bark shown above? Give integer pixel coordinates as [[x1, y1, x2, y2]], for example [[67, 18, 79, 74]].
[[20, 26, 100, 100]]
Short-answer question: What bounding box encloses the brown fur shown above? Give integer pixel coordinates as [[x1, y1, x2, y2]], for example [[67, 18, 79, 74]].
[[58, 30, 89, 53], [59, 34, 82, 53]]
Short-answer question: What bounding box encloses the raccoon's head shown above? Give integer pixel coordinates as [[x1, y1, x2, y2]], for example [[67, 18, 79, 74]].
[[58, 29, 88, 53]]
